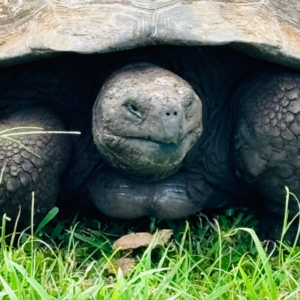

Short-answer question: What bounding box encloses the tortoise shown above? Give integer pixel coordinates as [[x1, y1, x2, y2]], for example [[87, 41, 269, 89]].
[[0, 0, 300, 240]]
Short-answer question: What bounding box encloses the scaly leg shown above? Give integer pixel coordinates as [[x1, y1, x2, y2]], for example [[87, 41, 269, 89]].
[[0, 105, 72, 228]]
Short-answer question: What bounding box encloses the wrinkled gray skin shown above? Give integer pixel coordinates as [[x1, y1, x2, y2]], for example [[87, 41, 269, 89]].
[[91, 63, 204, 218], [0, 46, 299, 241], [93, 63, 202, 182]]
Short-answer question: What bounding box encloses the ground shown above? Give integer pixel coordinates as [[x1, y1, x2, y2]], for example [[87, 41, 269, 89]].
[[0, 190, 299, 299]]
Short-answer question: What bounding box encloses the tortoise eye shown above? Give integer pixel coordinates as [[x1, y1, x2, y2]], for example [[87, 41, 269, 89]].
[[126, 102, 142, 118], [130, 104, 138, 112], [184, 99, 193, 108]]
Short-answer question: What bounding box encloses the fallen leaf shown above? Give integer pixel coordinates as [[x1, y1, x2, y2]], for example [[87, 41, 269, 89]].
[[151, 229, 174, 247], [107, 258, 136, 277], [113, 232, 152, 250], [157, 229, 174, 245], [112, 229, 174, 250]]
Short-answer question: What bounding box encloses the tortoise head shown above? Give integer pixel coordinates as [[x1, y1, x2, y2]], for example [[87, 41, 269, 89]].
[[92, 63, 203, 182]]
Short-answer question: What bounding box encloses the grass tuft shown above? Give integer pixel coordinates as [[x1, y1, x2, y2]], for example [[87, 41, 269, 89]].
[[0, 190, 298, 298]]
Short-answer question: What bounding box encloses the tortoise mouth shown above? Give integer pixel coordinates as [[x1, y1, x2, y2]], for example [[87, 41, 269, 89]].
[[93, 130, 197, 182], [91, 119, 201, 182], [100, 133, 183, 167], [110, 132, 188, 147]]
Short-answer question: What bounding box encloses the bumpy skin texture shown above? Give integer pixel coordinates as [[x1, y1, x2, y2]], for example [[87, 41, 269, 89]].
[[0, 47, 263, 224], [93, 63, 202, 182], [2, 46, 300, 235], [89, 170, 217, 219], [0, 106, 71, 227], [91, 63, 212, 219], [234, 71, 300, 217]]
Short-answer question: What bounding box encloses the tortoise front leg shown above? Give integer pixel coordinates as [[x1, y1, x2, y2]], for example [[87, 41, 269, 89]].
[[88, 168, 231, 220], [0, 105, 72, 228], [234, 70, 300, 239]]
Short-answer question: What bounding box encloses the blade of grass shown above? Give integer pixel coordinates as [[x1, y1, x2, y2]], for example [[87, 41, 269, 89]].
[[10, 261, 54, 300], [0, 274, 18, 300], [237, 228, 277, 300], [4, 251, 20, 290], [31, 191, 35, 278], [128, 268, 171, 285], [35, 207, 59, 235], [1, 214, 10, 255], [279, 187, 290, 268], [0, 163, 6, 185], [0, 127, 43, 135], [0, 129, 81, 159], [283, 287, 300, 299], [152, 257, 185, 300], [73, 232, 110, 251], [204, 282, 233, 300], [239, 266, 258, 300], [286, 189, 300, 255], [9, 206, 21, 252], [117, 267, 134, 299], [1, 130, 81, 137], [214, 218, 222, 280], [50, 223, 64, 240], [2, 136, 42, 158]]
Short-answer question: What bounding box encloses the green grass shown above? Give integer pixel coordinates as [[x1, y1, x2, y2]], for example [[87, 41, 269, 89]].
[[0, 190, 299, 299]]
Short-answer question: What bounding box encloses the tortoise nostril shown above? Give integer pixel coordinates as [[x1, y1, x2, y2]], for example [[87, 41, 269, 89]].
[[166, 111, 178, 117]]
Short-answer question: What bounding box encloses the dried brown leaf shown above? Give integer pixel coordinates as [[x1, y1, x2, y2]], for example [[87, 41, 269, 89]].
[[113, 232, 153, 250], [151, 229, 174, 247], [112, 229, 173, 250], [158, 229, 174, 245], [107, 257, 136, 277]]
